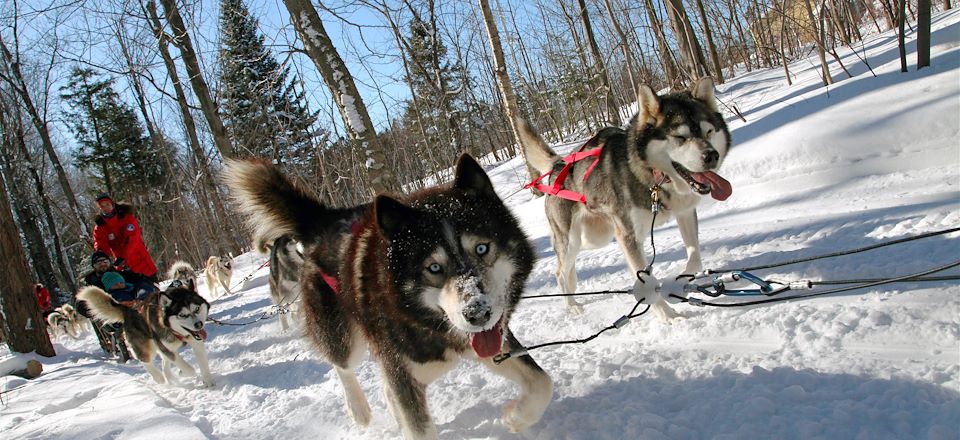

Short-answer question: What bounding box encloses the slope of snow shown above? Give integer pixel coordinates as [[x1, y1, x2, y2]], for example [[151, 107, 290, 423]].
[[3, 11, 958, 440]]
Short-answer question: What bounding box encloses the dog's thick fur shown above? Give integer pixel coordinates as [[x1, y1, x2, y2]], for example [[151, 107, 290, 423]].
[[204, 256, 233, 298], [167, 261, 197, 288], [226, 155, 553, 439], [76, 282, 213, 386], [47, 304, 83, 339], [255, 234, 305, 332], [517, 77, 732, 318]]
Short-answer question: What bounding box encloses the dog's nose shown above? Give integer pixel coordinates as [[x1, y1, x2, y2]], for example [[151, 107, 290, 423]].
[[194, 321, 204, 330], [462, 306, 492, 327], [702, 149, 719, 168]]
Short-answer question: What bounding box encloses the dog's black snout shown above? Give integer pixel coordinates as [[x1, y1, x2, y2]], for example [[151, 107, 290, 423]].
[[194, 321, 204, 330], [702, 149, 719, 168], [462, 307, 492, 326]]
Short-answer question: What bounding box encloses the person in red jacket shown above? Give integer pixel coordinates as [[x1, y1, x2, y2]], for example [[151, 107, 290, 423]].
[[34, 283, 53, 317], [92, 193, 159, 282]]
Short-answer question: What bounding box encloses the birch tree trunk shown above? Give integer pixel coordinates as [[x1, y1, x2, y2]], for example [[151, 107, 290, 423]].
[[804, 0, 834, 84], [283, 0, 399, 194], [694, 0, 725, 83], [156, 0, 234, 159], [478, 0, 540, 185]]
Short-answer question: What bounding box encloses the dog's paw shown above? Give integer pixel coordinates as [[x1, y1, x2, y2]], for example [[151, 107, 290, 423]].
[[565, 298, 585, 315], [502, 399, 537, 433], [179, 364, 197, 377], [149, 372, 167, 384], [198, 376, 215, 388]]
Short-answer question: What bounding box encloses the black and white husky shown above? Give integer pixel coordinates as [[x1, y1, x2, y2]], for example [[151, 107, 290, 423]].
[[255, 234, 305, 332], [517, 77, 733, 318], [77, 281, 214, 386], [226, 155, 553, 439]]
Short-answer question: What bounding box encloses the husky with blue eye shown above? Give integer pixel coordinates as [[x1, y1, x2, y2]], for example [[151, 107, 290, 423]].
[[226, 154, 553, 439], [517, 77, 733, 318], [77, 280, 214, 387]]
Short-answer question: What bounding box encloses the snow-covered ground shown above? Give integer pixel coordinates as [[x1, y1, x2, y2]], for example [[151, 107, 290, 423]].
[[3, 11, 959, 440]]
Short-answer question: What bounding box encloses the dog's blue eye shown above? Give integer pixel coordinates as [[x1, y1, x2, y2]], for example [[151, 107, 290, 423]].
[[475, 244, 489, 256], [428, 263, 442, 273]]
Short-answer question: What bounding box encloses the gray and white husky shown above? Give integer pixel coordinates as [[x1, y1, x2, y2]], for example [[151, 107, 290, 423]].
[[255, 234, 305, 332], [226, 155, 553, 439], [517, 77, 733, 318], [77, 281, 214, 386]]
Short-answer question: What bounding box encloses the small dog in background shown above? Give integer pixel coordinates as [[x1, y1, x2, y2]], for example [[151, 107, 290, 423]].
[[167, 261, 197, 288], [47, 304, 84, 339], [256, 234, 305, 332], [204, 256, 233, 298]]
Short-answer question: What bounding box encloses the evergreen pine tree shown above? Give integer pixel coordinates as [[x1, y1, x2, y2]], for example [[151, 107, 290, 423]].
[[219, 0, 318, 166], [60, 67, 164, 198]]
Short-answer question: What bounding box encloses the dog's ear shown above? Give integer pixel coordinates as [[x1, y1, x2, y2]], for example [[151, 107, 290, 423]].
[[375, 195, 417, 240], [636, 84, 661, 125], [691, 77, 718, 112], [187, 278, 197, 292], [453, 154, 496, 199], [159, 291, 173, 308]]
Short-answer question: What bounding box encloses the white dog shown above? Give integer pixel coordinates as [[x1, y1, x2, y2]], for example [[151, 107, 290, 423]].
[[205, 256, 233, 298]]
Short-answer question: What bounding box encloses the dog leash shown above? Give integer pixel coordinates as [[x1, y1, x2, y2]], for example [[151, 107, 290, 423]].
[[227, 259, 271, 292]]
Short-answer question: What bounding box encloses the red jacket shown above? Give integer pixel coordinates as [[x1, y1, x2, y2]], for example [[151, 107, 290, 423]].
[[93, 203, 157, 278], [35, 285, 52, 312]]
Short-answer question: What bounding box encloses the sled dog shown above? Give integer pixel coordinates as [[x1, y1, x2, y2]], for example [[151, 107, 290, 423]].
[[204, 256, 233, 297], [517, 77, 732, 318], [167, 261, 197, 288], [255, 234, 306, 332], [226, 155, 553, 439], [47, 305, 83, 339], [77, 281, 214, 386]]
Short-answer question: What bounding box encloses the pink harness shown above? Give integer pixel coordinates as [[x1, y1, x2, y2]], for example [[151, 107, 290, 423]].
[[319, 220, 362, 295]]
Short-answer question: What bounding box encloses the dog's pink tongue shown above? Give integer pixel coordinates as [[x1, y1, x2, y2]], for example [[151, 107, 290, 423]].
[[692, 171, 732, 201], [470, 326, 502, 358]]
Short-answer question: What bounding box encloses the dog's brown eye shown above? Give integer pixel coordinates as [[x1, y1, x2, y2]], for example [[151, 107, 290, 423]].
[[427, 263, 442, 274], [475, 243, 489, 256]]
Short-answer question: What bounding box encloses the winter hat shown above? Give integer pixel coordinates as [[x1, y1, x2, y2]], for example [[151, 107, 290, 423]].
[[95, 193, 113, 203], [101, 271, 126, 290], [91, 250, 111, 266]]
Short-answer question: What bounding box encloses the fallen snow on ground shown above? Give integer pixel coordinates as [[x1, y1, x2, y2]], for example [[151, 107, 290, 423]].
[[2, 10, 958, 440]]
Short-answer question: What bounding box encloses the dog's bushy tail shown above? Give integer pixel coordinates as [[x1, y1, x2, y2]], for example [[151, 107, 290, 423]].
[[76, 286, 125, 324], [514, 116, 560, 174], [224, 159, 330, 246], [167, 260, 195, 281]]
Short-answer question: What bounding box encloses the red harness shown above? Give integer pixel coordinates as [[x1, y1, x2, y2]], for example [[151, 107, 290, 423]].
[[524, 136, 604, 204]]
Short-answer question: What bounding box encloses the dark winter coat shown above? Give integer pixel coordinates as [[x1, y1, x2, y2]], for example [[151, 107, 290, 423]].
[[93, 202, 157, 278]]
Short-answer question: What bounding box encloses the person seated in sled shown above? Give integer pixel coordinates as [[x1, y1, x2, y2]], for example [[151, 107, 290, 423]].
[[100, 271, 153, 303]]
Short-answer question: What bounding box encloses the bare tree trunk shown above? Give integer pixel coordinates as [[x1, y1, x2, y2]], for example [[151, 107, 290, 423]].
[[665, 0, 708, 81], [778, 0, 793, 85], [898, 0, 908, 72], [578, 0, 620, 126], [643, 0, 681, 85], [0, 37, 92, 242], [0, 163, 55, 357], [145, 0, 237, 254], [804, 0, 834, 85], [603, 0, 639, 99], [918, 0, 931, 69], [284, 0, 399, 194], [694, 0, 725, 83], [155, 0, 234, 159], [478, 0, 541, 185]]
